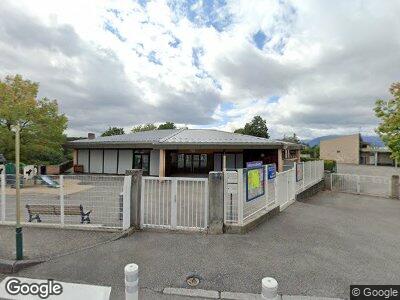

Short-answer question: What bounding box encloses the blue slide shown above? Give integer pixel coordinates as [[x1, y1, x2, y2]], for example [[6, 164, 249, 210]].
[[40, 175, 60, 188]]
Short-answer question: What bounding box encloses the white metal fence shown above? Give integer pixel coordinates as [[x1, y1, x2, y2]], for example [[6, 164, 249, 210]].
[[296, 160, 325, 194], [331, 173, 391, 198], [140, 176, 208, 231], [0, 173, 124, 228], [224, 160, 324, 226]]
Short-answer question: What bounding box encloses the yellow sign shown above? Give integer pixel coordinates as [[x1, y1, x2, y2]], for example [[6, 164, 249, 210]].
[[248, 169, 261, 189]]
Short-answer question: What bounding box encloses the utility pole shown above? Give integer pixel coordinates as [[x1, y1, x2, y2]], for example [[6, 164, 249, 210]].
[[12, 124, 23, 260]]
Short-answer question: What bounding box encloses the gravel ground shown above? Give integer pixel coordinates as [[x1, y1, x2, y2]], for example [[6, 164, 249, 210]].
[[3, 191, 400, 299]]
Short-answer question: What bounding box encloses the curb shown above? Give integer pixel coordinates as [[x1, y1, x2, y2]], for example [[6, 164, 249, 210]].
[[0, 259, 43, 274], [162, 287, 344, 300]]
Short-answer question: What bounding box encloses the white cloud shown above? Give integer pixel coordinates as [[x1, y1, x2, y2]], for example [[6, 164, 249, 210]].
[[0, 0, 399, 139]]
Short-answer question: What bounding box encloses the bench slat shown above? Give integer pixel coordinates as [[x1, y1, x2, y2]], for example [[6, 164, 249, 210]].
[[26, 205, 82, 216]]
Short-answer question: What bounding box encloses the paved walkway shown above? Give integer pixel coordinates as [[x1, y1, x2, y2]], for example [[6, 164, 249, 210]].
[[2, 191, 399, 299]]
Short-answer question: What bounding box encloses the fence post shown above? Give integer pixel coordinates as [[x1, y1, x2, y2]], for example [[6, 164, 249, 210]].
[[330, 173, 333, 190], [264, 166, 269, 207], [125, 263, 139, 300], [125, 169, 142, 229], [171, 179, 177, 229], [1, 166, 5, 222], [390, 175, 400, 199], [122, 175, 132, 230], [356, 175, 361, 194], [237, 169, 244, 226], [208, 172, 224, 234], [261, 277, 278, 300], [60, 175, 64, 226]]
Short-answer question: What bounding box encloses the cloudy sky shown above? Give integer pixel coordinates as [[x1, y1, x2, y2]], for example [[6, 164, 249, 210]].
[[0, 0, 399, 139]]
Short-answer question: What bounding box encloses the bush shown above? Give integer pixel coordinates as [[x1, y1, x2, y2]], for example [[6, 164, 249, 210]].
[[324, 160, 336, 172], [301, 157, 318, 162]]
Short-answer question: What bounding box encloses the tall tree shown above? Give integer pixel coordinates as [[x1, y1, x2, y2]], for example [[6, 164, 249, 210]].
[[158, 122, 176, 130], [0, 75, 68, 164], [234, 115, 270, 138], [131, 123, 157, 132], [375, 82, 400, 161], [101, 126, 125, 137], [282, 133, 300, 144]]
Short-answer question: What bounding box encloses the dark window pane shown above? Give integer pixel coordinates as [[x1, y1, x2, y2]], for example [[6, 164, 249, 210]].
[[193, 155, 200, 169], [178, 154, 185, 169], [134, 155, 142, 169], [142, 155, 149, 172], [185, 154, 192, 168], [200, 154, 207, 168]]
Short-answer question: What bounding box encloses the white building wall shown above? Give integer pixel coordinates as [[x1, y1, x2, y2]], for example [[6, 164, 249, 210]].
[[150, 150, 160, 176], [118, 150, 133, 174], [77, 150, 89, 173], [89, 150, 103, 173], [103, 150, 118, 174]]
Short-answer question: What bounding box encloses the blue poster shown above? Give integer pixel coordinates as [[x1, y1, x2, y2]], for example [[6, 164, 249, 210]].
[[246, 161, 262, 168], [267, 164, 276, 179]]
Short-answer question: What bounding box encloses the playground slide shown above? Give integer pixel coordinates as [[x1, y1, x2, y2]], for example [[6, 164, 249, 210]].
[[40, 175, 60, 188]]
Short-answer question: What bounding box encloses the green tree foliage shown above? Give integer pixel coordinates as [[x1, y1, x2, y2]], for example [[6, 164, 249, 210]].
[[282, 133, 300, 144], [375, 82, 400, 161], [131, 123, 157, 132], [0, 75, 68, 164], [234, 115, 270, 138], [101, 126, 125, 137], [158, 122, 176, 130], [301, 145, 320, 159]]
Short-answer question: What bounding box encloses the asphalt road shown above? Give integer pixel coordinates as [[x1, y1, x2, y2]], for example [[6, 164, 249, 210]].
[[2, 191, 400, 299]]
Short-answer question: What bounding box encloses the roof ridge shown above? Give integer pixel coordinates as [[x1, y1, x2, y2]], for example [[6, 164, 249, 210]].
[[158, 128, 186, 143]]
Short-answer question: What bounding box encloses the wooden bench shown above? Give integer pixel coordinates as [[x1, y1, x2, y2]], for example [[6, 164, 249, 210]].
[[25, 204, 91, 224]]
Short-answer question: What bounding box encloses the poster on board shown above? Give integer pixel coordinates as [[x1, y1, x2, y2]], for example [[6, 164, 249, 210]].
[[267, 164, 276, 180], [246, 166, 265, 202]]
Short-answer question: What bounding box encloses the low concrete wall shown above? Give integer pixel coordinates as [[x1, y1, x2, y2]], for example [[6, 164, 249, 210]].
[[225, 206, 280, 234], [296, 180, 325, 202], [337, 163, 400, 177]]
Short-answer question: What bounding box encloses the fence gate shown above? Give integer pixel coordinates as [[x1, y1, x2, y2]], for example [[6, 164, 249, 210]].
[[140, 177, 208, 231]]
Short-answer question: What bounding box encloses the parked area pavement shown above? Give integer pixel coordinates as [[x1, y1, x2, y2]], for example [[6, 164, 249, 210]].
[[337, 163, 400, 177], [0, 226, 121, 261], [1, 191, 400, 299]]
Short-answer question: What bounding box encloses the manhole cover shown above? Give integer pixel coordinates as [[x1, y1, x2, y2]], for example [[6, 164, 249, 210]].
[[186, 276, 200, 287]]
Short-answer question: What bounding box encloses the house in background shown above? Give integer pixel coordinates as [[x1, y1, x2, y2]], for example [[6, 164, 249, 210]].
[[320, 133, 397, 167], [68, 129, 301, 176]]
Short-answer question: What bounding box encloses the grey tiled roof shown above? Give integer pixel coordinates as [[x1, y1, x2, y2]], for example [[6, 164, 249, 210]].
[[70, 129, 178, 144], [69, 129, 301, 148]]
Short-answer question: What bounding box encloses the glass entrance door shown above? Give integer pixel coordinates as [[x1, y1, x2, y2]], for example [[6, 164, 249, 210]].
[[134, 153, 150, 175]]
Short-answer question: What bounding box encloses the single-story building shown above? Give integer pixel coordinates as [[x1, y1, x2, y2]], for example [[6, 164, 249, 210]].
[[68, 129, 301, 176], [320, 133, 398, 167]]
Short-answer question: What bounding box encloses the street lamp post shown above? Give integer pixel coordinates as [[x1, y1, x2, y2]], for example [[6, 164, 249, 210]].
[[12, 124, 23, 260]]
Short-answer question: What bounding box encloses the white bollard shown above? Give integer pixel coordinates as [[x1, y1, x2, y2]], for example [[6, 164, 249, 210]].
[[125, 263, 139, 300], [261, 277, 278, 300]]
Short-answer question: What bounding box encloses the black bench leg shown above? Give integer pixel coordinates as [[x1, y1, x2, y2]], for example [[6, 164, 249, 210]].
[[81, 215, 90, 224], [28, 214, 41, 222]]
